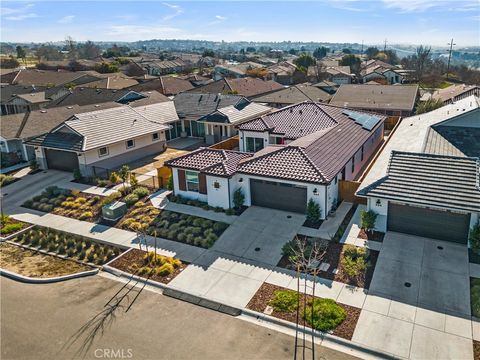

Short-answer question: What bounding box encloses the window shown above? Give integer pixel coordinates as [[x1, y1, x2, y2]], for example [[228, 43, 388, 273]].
[[361, 145, 364, 161], [98, 147, 108, 157], [186, 171, 199, 192], [245, 137, 264, 152], [351, 155, 355, 173], [126, 139, 135, 149], [152, 132, 159, 141]]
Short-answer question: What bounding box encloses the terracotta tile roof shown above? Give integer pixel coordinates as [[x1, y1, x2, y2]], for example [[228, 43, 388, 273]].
[[252, 83, 331, 104], [128, 76, 194, 96], [238, 102, 339, 139], [165, 148, 253, 177], [187, 78, 283, 98]]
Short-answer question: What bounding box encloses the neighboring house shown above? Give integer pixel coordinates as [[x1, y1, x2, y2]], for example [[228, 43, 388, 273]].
[[1, 84, 47, 115], [128, 76, 194, 96], [330, 84, 419, 116], [10, 69, 102, 87], [266, 61, 303, 85], [322, 66, 354, 85], [186, 78, 284, 98], [144, 58, 189, 76], [25, 104, 177, 176], [431, 84, 480, 104], [356, 95, 480, 245], [167, 101, 385, 216], [0, 103, 122, 163], [252, 83, 331, 108], [311, 80, 339, 94], [173, 92, 251, 138], [360, 60, 414, 84], [212, 62, 263, 81]]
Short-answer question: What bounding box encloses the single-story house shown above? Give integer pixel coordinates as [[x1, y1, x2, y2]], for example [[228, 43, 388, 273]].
[[252, 83, 331, 108], [167, 101, 386, 217], [1, 84, 47, 115], [212, 62, 264, 81], [431, 84, 480, 104], [25, 103, 178, 176], [128, 76, 194, 96], [330, 84, 419, 116], [356, 95, 480, 245]]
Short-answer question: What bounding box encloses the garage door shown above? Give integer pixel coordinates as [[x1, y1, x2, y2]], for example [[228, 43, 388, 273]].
[[250, 179, 307, 213], [387, 203, 470, 244], [45, 149, 79, 172]]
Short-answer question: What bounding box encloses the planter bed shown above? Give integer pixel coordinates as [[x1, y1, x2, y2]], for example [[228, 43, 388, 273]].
[[0, 242, 93, 278], [12, 226, 123, 266], [0, 215, 30, 237], [302, 219, 323, 229], [109, 248, 187, 284], [471, 278, 480, 318], [246, 282, 360, 341], [474, 340, 480, 360], [117, 205, 229, 249], [169, 195, 246, 216], [330, 204, 358, 242], [278, 236, 378, 289], [0, 174, 19, 188], [357, 229, 385, 242]]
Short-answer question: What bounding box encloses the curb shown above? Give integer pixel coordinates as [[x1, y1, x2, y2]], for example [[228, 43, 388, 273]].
[[241, 308, 396, 359], [0, 267, 98, 283]]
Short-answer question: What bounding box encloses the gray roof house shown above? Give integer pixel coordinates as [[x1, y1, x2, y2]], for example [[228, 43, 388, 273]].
[[25, 104, 176, 176], [166, 101, 386, 215], [356, 95, 480, 244]]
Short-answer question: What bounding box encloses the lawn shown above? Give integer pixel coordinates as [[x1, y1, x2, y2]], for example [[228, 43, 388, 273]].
[[278, 237, 378, 289], [247, 283, 360, 340], [13, 227, 123, 266], [0, 242, 92, 278], [118, 204, 229, 248], [0, 214, 29, 237]]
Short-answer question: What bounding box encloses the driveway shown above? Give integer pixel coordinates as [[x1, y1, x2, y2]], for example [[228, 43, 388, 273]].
[[352, 232, 473, 359]]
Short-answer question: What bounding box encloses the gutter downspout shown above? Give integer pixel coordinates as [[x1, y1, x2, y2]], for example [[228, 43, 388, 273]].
[[227, 177, 231, 209], [324, 185, 328, 220]]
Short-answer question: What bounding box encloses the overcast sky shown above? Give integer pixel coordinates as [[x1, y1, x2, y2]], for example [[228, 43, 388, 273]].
[[1, 0, 479, 46]]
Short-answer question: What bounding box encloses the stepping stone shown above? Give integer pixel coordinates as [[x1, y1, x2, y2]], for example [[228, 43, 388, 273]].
[[263, 305, 274, 315], [318, 262, 330, 271]]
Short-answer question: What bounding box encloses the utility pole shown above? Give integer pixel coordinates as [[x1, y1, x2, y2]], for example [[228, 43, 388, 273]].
[[446, 38, 456, 80], [361, 40, 364, 55], [383, 38, 387, 52]]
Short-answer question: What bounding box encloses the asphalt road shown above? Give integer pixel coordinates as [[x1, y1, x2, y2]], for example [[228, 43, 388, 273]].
[[1, 275, 357, 360]]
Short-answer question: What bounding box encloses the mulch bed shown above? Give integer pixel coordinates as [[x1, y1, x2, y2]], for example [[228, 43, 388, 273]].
[[277, 237, 379, 289], [357, 229, 385, 242], [303, 219, 323, 229], [109, 248, 187, 284], [246, 283, 361, 341], [474, 340, 480, 360]]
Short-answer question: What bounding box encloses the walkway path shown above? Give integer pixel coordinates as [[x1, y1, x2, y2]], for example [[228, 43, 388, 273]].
[[164, 202, 238, 224], [339, 205, 382, 251], [298, 202, 353, 239]]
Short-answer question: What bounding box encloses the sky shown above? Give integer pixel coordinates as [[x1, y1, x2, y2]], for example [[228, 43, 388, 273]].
[[1, 0, 479, 46]]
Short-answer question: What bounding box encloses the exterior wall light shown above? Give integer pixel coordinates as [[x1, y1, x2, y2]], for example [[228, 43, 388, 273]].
[[313, 188, 319, 195], [376, 199, 382, 206], [214, 181, 220, 189]]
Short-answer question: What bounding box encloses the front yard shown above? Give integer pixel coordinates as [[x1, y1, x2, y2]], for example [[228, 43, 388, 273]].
[[278, 236, 379, 289], [0, 242, 93, 278], [0, 215, 29, 237], [247, 283, 361, 340]]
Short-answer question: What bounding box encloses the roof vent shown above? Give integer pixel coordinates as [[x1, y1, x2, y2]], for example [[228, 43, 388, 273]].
[[66, 106, 73, 109], [95, 104, 100, 107], [40, 110, 47, 113], [299, 110, 303, 114]]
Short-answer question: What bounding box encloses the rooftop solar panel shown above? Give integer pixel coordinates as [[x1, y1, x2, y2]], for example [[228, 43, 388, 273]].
[[342, 110, 382, 131]]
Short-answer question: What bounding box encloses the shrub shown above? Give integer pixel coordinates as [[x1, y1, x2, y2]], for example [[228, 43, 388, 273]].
[[342, 255, 367, 279], [30, 159, 39, 171], [226, 208, 236, 216], [79, 211, 93, 220], [0, 174, 16, 188], [66, 248, 75, 257], [124, 193, 139, 207], [138, 266, 152, 276], [133, 186, 149, 198], [167, 229, 178, 239], [23, 200, 33, 208], [306, 199, 321, 224], [119, 165, 130, 187], [48, 242, 57, 252], [73, 168, 82, 182], [75, 241, 84, 252], [343, 245, 368, 260], [134, 201, 145, 208], [166, 175, 173, 190], [96, 178, 109, 187], [471, 279, 480, 318], [213, 222, 228, 233], [130, 174, 138, 188], [177, 232, 186, 242], [109, 172, 120, 184], [71, 189, 81, 197], [78, 250, 86, 260], [87, 251, 95, 262], [75, 197, 87, 204], [156, 263, 174, 276], [269, 290, 299, 313], [58, 244, 66, 254], [101, 191, 122, 206], [470, 222, 480, 255], [360, 209, 377, 233], [233, 188, 245, 209], [1, 223, 23, 234], [302, 298, 346, 331], [39, 237, 49, 249]]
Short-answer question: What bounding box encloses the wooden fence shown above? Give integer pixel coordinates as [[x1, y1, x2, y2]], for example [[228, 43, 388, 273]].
[[209, 135, 239, 150], [338, 180, 367, 205], [384, 116, 400, 131]]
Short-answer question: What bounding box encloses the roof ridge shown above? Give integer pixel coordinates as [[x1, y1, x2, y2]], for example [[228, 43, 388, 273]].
[[16, 111, 31, 138], [296, 146, 327, 182]]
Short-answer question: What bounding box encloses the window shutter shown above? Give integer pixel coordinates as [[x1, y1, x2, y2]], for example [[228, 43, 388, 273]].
[[199, 173, 207, 194], [178, 169, 186, 191]]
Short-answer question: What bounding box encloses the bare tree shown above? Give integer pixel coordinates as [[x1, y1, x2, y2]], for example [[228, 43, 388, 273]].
[[415, 45, 432, 81], [289, 236, 328, 360]]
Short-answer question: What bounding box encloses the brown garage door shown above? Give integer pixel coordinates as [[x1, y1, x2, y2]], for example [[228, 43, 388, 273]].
[[45, 149, 79, 172], [387, 203, 470, 244], [250, 179, 307, 213]]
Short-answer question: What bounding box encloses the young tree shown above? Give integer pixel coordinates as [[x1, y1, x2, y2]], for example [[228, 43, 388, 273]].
[[306, 199, 321, 224], [365, 47, 379, 59], [233, 188, 245, 210], [313, 46, 328, 59], [16, 46, 26, 64], [360, 209, 378, 234], [340, 54, 361, 75], [119, 165, 130, 190], [202, 49, 215, 57], [415, 45, 432, 81]]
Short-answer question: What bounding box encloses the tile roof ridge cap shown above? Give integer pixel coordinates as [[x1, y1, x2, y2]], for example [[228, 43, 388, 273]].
[[312, 102, 339, 124], [238, 146, 286, 167], [296, 146, 327, 182]]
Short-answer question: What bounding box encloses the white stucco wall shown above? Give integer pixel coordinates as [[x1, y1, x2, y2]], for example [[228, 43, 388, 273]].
[[82, 131, 166, 165], [238, 130, 269, 152], [206, 176, 230, 208], [367, 197, 388, 232]]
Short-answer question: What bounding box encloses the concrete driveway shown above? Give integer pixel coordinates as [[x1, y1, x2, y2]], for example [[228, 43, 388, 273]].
[[352, 232, 473, 359]]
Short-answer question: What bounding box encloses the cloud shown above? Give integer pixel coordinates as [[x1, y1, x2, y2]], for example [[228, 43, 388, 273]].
[[107, 24, 181, 39], [58, 15, 75, 24], [162, 2, 183, 21], [329, 0, 368, 12], [382, 0, 478, 12], [1, 3, 37, 20], [208, 15, 227, 25]]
